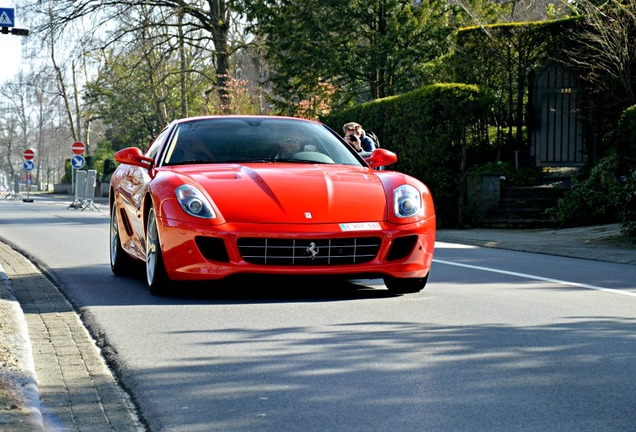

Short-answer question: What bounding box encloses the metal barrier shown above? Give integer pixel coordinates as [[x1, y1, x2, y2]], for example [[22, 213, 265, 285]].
[[4, 174, 24, 200], [68, 170, 100, 211]]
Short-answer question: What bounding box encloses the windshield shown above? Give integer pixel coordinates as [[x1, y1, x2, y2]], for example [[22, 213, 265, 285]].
[[162, 117, 364, 166]]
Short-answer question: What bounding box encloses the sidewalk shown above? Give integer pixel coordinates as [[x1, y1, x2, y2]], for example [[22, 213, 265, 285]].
[[0, 239, 143, 431], [436, 223, 636, 266], [0, 220, 634, 430]]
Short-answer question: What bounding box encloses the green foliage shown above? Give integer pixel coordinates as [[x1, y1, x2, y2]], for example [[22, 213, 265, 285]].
[[61, 159, 72, 184], [618, 170, 636, 238], [92, 140, 116, 181], [324, 83, 494, 227], [547, 155, 622, 227], [85, 61, 171, 150], [612, 106, 636, 238], [612, 104, 636, 176], [242, 0, 500, 111], [86, 46, 264, 152]]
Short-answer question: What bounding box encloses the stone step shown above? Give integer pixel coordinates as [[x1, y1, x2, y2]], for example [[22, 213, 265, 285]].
[[478, 184, 568, 228], [496, 197, 561, 210], [501, 186, 568, 199]]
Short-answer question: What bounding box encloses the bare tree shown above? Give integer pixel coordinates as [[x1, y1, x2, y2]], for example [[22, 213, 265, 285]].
[[28, 70, 69, 190], [562, 0, 636, 106], [28, 0, 236, 112], [0, 66, 75, 191], [1, 75, 31, 179], [0, 100, 21, 187]]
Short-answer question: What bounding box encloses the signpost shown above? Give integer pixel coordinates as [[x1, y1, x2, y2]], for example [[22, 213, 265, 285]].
[[0, 7, 29, 36], [23, 148, 35, 160], [72, 141, 86, 155], [70, 142, 86, 207], [71, 155, 86, 169], [0, 8, 15, 27], [21, 148, 34, 202], [23, 160, 35, 171]]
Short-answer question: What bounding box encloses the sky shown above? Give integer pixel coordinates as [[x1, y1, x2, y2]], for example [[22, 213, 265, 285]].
[[0, 0, 25, 84]]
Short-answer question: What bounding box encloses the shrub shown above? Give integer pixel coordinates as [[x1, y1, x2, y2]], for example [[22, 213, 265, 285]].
[[618, 170, 636, 238], [613, 105, 636, 177], [547, 155, 622, 227]]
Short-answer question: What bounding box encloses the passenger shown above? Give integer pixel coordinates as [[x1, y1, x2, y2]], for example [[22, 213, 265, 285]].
[[342, 122, 375, 153]]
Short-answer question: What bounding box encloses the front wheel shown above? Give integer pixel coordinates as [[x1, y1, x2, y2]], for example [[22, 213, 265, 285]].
[[146, 207, 170, 295], [383, 273, 429, 294]]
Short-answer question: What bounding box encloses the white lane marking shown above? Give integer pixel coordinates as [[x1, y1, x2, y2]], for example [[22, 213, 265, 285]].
[[433, 259, 636, 298]]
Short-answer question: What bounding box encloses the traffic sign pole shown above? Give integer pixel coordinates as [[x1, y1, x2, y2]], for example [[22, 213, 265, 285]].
[[22, 148, 35, 202], [70, 142, 86, 198]]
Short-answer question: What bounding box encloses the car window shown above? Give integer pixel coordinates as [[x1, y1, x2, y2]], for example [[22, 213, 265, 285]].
[[146, 126, 172, 162], [162, 117, 364, 166]]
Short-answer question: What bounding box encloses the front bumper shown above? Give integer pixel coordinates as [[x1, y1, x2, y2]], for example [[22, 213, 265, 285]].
[[156, 217, 436, 282]]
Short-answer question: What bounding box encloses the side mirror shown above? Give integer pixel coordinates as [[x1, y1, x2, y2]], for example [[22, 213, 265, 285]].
[[365, 148, 397, 168], [114, 147, 154, 169]]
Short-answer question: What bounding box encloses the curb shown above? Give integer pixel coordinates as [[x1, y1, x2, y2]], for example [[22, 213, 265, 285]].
[[0, 265, 43, 431]]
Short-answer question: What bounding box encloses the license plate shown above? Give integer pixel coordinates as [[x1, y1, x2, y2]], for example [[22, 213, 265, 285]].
[[339, 222, 382, 231]]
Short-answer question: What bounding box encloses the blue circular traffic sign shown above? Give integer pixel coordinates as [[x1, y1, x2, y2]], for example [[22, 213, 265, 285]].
[[71, 155, 85, 169], [23, 160, 35, 171]]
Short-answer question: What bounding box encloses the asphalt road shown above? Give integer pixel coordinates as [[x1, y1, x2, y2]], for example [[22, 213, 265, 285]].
[[1, 195, 636, 431]]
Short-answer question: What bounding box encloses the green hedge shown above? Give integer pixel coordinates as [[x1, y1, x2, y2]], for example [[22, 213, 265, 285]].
[[613, 106, 636, 238], [614, 105, 636, 178], [323, 83, 494, 228]]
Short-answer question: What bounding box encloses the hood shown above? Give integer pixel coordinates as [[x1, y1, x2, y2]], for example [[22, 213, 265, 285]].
[[177, 164, 388, 224]]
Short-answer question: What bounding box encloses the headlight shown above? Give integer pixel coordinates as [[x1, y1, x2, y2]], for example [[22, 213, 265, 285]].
[[394, 185, 423, 218], [175, 185, 216, 219]]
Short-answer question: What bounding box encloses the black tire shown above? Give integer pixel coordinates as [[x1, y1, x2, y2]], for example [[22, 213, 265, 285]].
[[110, 203, 136, 275], [383, 273, 429, 294], [145, 207, 170, 295]]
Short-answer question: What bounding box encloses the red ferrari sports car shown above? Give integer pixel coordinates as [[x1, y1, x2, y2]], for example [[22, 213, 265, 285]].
[[109, 115, 435, 294]]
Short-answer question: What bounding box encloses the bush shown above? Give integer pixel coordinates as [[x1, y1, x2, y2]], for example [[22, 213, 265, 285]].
[[619, 170, 636, 238], [614, 105, 636, 177], [547, 155, 622, 227], [611, 105, 636, 239]]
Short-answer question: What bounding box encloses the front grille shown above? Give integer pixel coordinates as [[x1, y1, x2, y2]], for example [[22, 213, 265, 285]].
[[237, 237, 382, 266]]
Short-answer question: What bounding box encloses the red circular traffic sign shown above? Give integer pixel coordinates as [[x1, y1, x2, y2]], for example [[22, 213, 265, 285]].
[[23, 149, 35, 160], [71, 141, 86, 155]]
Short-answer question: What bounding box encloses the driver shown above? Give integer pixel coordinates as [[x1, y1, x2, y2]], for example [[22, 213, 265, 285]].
[[275, 127, 304, 159], [278, 137, 301, 158]]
